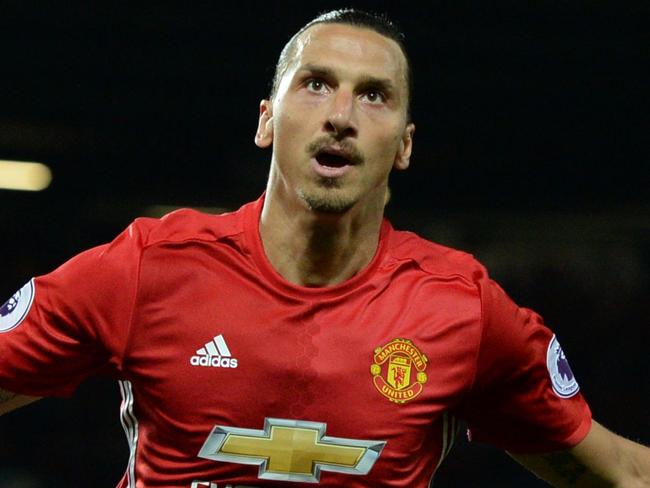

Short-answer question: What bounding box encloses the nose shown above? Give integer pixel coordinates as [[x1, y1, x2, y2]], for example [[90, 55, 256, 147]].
[[324, 89, 358, 139]]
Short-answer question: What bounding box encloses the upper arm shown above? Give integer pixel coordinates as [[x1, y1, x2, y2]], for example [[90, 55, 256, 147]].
[[0, 221, 149, 399], [460, 275, 592, 453], [0, 387, 40, 416], [511, 420, 650, 487]]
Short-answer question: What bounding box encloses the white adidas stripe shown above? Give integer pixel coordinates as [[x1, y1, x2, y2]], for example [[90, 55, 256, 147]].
[[119, 380, 139, 488], [214, 334, 231, 356], [205, 341, 220, 356], [196, 334, 231, 356]]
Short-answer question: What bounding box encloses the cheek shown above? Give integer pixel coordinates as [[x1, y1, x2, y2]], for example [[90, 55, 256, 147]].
[[272, 112, 310, 166], [365, 124, 403, 159], [273, 113, 299, 147], [274, 106, 310, 141], [274, 95, 320, 130]]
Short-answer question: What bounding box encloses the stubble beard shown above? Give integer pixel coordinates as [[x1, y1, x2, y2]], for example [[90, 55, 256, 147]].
[[297, 179, 358, 214], [300, 137, 365, 214]]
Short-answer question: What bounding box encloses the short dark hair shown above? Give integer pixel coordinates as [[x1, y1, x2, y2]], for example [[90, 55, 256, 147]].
[[270, 9, 413, 119]]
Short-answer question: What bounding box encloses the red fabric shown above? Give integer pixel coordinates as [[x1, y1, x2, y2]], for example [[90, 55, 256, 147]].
[[0, 195, 591, 487], [459, 276, 592, 453]]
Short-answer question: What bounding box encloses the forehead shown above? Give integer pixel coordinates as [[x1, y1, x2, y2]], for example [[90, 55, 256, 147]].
[[291, 23, 407, 87]]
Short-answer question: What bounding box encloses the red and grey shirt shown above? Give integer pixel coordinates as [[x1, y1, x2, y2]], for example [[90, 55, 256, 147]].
[[0, 195, 591, 488]]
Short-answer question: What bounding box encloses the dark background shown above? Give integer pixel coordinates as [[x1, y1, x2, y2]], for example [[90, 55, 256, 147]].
[[0, 1, 648, 486]]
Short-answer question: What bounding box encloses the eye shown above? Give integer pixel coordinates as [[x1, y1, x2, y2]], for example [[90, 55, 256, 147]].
[[361, 90, 386, 104], [305, 78, 328, 94]]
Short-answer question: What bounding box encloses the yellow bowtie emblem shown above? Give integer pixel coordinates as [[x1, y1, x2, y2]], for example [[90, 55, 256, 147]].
[[198, 418, 386, 482]]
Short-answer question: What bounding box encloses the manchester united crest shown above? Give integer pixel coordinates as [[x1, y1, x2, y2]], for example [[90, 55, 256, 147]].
[[370, 338, 428, 404]]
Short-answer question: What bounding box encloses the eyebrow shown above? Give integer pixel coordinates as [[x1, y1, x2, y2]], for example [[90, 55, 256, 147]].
[[297, 63, 397, 93]]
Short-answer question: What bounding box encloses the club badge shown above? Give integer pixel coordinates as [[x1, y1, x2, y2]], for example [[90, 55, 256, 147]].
[[370, 338, 428, 404]]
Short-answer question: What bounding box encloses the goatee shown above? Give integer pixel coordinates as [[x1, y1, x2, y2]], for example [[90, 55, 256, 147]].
[[298, 188, 356, 214]]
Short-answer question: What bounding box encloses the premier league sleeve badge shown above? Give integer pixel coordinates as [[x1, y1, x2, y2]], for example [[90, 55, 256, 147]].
[[546, 334, 580, 398], [0, 279, 35, 333]]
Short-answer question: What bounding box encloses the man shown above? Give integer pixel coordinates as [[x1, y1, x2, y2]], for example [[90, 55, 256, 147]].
[[0, 9, 648, 488]]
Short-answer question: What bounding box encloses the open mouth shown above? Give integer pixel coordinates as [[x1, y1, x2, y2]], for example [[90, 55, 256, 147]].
[[315, 150, 352, 168]]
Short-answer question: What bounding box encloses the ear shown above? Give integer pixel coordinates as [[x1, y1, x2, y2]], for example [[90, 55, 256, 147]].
[[393, 123, 415, 170], [254, 99, 274, 148]]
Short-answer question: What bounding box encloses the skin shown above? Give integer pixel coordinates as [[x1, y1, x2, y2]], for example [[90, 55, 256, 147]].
[[512, 421, 650, 487], [255, 23, 414, 287], [1, 20, 649, 488], [253, 22, 650, 486], [0, 388, 39, 415]]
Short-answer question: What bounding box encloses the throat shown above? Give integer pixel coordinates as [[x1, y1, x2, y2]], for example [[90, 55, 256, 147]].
[[261, 217, 380, 287], [259, 188, 385, 287], [300, 231, 362, 287]]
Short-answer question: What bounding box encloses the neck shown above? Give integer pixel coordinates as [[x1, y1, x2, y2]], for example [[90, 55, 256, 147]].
[[259, 190, 385, 287]]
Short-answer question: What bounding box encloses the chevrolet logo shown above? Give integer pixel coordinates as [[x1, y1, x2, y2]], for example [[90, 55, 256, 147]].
[[198, 418, 386, 483]]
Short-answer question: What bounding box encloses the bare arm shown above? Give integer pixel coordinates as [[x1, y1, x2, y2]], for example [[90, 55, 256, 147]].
[[0, 387, 40, 416], [511, 420, 650, 487]]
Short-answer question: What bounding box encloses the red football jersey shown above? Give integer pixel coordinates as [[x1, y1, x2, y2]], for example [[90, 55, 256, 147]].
[[0, 196, 591, 488]]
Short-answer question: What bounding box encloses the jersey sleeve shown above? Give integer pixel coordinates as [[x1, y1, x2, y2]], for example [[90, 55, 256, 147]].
[[0, 219, 153, 398], [458, 269, 592, 453]]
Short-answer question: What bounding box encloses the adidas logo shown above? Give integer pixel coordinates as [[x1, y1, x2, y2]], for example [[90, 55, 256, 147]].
[[190, 335, 238, 369]]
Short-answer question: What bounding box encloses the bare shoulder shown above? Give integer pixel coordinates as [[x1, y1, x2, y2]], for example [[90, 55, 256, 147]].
[[0, 388, 40, 415]]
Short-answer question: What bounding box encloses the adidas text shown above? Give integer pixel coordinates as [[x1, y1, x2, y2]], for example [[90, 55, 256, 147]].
[[191, 334, 238, 369], [190, 355, 238, 368]]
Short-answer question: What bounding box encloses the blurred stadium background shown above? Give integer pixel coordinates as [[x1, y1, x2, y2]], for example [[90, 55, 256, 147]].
[[0, 1, 648, 486]]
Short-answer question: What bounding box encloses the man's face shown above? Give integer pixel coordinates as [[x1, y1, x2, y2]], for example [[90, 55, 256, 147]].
[[256, 23, 414, 214]]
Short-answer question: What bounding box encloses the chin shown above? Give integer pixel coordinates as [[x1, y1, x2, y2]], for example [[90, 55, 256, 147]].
[[297, 187, 358, 214]]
